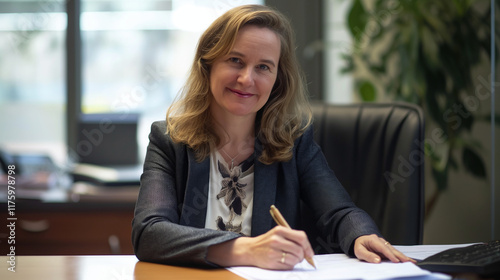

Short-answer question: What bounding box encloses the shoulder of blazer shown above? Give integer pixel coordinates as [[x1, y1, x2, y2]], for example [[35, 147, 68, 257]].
[[293, 125, 315, 151], [149, 120, 188, 157]]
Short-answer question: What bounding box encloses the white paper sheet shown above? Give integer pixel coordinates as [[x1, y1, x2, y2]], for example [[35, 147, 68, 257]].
[[228, 254, 432, 280], [227, 244, 471, 280]]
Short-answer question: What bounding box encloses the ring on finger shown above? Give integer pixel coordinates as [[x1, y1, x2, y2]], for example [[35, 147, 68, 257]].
[[281, 252, 286, 264]]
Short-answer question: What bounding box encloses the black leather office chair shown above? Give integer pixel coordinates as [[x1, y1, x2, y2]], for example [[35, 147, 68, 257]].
[[303, 102, 424, 253]]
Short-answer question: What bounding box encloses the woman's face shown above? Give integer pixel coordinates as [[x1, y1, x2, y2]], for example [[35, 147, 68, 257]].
[[209, 25, 281, 120]]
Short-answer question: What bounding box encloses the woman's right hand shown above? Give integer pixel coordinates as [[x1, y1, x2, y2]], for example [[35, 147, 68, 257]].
[[207, 225, 314, 270]]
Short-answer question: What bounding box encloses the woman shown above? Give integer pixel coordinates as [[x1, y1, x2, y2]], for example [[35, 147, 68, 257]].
[[132, 4, 413, 269]]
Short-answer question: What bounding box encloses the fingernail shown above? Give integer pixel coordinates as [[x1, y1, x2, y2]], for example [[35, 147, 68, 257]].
[[374, 257, 381, 263]]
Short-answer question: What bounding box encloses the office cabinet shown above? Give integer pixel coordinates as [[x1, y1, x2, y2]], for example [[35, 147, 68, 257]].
[[2, 201, 135, 255]]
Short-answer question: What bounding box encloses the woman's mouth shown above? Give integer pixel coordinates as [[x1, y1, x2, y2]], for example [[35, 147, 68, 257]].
[[229, 88, 254, 98]]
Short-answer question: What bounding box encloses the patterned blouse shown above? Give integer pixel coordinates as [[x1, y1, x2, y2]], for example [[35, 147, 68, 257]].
[[204, 150, 255, 236]]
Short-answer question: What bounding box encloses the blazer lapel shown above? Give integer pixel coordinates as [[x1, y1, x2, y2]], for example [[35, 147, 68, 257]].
[[251, 139, 278, 236], [180, 149, 210, 228]]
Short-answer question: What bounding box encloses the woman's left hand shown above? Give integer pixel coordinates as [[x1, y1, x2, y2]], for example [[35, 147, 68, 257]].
[[353, 234, 416, 263]]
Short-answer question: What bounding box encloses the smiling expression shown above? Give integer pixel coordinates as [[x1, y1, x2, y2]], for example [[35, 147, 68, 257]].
[[209, 25, 281, 120]]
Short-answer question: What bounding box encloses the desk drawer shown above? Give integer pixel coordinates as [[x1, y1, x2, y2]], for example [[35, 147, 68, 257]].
[[11, 210, 134, 255]]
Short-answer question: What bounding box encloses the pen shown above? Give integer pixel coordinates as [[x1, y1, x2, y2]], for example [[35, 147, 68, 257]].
[[269, 205, 316, 269]]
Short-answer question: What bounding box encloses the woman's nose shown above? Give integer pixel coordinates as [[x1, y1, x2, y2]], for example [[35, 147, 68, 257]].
[[237, 67, 255, 87]]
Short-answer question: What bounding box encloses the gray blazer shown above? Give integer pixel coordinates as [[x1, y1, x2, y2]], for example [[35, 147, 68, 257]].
[[132, 121, 381, 267]]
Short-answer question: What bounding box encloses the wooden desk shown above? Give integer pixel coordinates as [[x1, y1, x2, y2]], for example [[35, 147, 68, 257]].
[[0, 256, 245, 280]]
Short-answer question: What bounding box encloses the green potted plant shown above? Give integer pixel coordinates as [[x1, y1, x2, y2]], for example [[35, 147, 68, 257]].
[[342, 0, 499, 217]]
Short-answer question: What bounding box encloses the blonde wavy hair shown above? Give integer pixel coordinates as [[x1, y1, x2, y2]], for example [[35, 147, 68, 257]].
[[166, 4, 312, 164]]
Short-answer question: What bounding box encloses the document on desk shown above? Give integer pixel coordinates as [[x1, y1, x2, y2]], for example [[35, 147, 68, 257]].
[[228, 253, 436, 280]]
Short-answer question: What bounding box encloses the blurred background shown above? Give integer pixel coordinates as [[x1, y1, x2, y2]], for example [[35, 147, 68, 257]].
[[0, 0, 498, 253]]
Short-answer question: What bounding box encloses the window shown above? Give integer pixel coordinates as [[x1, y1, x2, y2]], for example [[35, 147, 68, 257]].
[[0, 0, 66, 162], [323, 0, 352, 103]]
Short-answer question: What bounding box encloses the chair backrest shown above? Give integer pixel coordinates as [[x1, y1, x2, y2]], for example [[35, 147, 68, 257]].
[[307, 102, 424, 250]]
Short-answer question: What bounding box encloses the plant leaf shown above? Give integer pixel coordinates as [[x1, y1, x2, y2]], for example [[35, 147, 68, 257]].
[[462, 146, 487, 178], [357, 80, 377, 101], [347, 0, 368, 43], [340, 54, 355, 73]]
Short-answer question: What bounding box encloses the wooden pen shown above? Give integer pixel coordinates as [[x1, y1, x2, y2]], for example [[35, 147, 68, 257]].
[[269, 205, 316, 269]]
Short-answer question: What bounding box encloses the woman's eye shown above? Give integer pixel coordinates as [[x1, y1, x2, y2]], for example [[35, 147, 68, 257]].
[[258, 64, 270, 71], [229, 57, 241, 64]]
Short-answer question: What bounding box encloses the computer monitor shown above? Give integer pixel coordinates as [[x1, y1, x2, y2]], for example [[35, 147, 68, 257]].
[[75, 113, 139, 166]]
